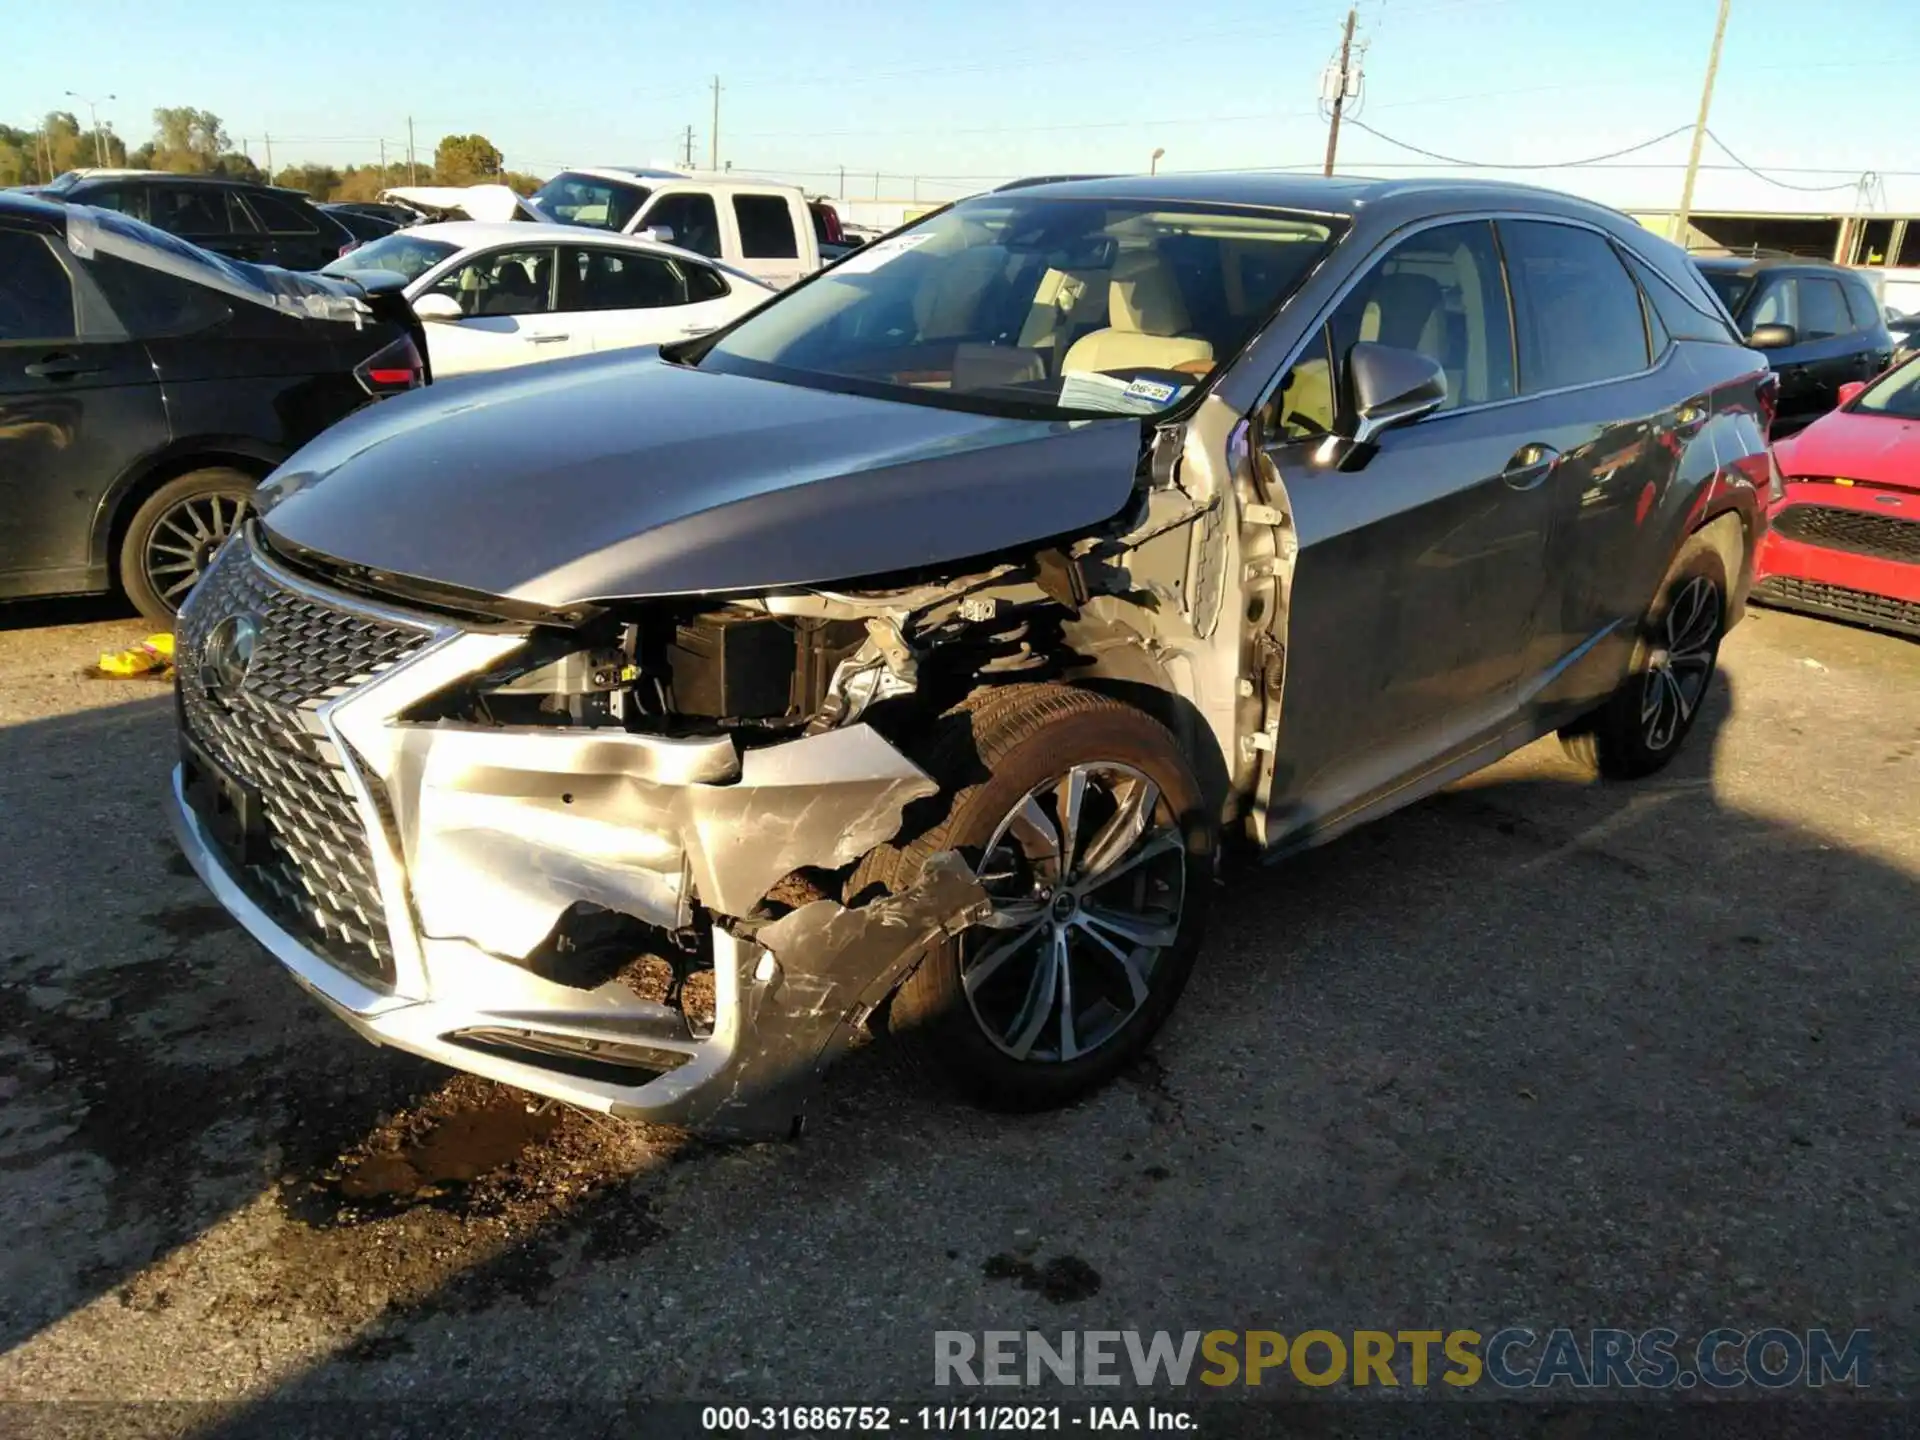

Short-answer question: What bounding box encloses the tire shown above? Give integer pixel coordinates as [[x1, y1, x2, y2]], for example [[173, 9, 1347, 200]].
[[1560, 540, 1729, 780], [119, 468, 258, 623], [851, 683, 1212, 1111]]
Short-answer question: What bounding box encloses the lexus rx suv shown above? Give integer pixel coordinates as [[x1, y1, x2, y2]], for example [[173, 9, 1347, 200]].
[[168, 176, 1776, 1135]]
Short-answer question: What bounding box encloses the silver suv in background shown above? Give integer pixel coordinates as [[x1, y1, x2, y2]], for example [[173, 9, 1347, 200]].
[[168, 175, 1775, 1135]]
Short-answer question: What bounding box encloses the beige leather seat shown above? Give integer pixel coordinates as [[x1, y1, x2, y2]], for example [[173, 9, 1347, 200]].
[[1062, 252, 1213, 374]]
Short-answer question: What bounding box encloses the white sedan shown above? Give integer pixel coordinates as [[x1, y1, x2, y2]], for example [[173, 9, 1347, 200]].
[[322, 221, 773, 378]]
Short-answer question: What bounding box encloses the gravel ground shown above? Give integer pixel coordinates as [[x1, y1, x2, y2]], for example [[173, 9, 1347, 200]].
[[0, 595, 1915, 1417]]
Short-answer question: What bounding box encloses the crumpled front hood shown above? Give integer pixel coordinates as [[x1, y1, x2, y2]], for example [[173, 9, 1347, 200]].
[[257, 353, 1145, 607], [1777, 411, 1920, 494]]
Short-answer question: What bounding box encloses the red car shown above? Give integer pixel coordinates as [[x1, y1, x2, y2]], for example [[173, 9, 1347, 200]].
[[1755, 354, 1920, 638]]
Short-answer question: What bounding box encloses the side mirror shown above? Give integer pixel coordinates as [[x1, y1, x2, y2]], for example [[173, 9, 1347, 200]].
[[412, 292, 464, 323], [1347, 342, 1448, 447], [1836, 380, 1867, 407], [637, 224, 675, 245], [1747, 323, 1797, 350]]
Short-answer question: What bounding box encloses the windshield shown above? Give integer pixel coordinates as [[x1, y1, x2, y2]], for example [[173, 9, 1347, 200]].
[[527, 172, 650, 230], [320, 232, 458, 282], [697, 195, 1339, 419], [1698, 267, 1753, 319], [1851, 355, 1920, 419]]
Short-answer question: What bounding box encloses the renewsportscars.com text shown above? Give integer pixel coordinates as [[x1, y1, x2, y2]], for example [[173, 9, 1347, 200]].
[[934, 1328, 1872, 1390]]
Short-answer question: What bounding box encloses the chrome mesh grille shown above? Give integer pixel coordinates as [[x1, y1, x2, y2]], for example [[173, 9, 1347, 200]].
[[175, 532, 431, 986]]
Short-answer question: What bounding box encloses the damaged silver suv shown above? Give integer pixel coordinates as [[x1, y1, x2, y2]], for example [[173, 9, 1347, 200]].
[[169, 175, 1776, 1134]]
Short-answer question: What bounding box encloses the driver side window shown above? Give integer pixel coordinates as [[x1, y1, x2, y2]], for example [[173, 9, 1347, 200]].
[[1268, 220, 1515, 440]]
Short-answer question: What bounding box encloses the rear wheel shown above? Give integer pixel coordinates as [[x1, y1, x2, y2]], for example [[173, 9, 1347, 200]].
[[1561, 542, 1728, 780], [853, 684, 1212, 1110], [119, 468, 257, 623]]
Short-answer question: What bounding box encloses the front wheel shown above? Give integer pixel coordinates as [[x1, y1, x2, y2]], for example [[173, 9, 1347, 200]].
[[1561, 542, 1728, 780], [852, 684, 1212, 1111], [119, 468, 258, 622]]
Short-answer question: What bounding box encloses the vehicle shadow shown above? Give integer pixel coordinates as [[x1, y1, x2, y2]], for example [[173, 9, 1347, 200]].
[[0, 592, 140, 633], [3, 671, 1916, 1410]]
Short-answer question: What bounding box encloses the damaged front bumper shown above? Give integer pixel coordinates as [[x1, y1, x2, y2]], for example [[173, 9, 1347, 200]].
[[168, 532, 985, 1135]]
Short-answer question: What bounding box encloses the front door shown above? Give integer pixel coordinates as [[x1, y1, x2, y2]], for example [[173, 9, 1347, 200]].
[[0, 228, 165, 598], [414, 244, 570, 375], [1258, 219, 1552, 839]]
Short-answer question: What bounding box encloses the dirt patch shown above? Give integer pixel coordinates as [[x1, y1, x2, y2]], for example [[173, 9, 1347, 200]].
[[141, 901, 237, 942], [981, 1251, 1103, 1304], [333, 1092, 561, 1208]]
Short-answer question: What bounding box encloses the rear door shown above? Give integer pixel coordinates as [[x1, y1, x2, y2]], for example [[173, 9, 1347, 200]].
[[414, 243, 568, 374], [1259, 218, 1552, 836], [556, 245, 743, 354], [0, 226, 165, 598], [240, 189, 340, 271], [148, 184, 269, 264], [1498, 220, 1698, 715], [727, 190, 808, 289]]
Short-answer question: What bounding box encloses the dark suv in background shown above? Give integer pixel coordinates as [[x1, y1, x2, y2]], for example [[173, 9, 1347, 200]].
[[1694, 256, 1894, 434], [0, 194, 425, 620], [35, 170, 357, 271]]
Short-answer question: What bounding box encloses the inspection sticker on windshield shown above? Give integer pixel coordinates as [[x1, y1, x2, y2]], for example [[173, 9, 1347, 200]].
[[833, 233, 934, 274], [1123, 377, 1179, 404]]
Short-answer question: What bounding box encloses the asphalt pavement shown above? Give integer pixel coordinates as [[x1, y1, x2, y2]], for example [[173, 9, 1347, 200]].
[[0, 595, 1914, 1418]]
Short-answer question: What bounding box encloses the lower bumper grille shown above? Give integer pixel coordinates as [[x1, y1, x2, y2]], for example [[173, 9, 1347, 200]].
[[1773, 503, 1920, 564], [1754, 575, 1920, 637], [175, 532, 433, 986]]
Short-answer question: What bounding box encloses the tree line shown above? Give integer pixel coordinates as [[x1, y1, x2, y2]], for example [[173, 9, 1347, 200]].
[[0, 108, 545, 201]]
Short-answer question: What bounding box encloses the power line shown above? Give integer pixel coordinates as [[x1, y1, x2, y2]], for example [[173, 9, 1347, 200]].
[[1343, 117, 1694, 169], [1705, 129, 1861, 193]]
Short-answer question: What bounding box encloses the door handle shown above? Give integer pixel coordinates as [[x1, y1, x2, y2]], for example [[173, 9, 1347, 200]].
[[24, 356, 101, 380], [1500, 443, 1560, 490], [524, 332, 569, 344]]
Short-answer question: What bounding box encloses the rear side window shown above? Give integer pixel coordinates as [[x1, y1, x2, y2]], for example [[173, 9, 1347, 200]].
[[0, 232, 77, 341], [733, 194, 799, 259], [564, 248, 689, 309], [1797, 278, 1849, 340], [1842, 280, 1883, 332], [150, 187, 233, 237], [1620, 249, 1739, 345], [83, 252, 231, 338], [1500, 219, 1649, 391], [243, 191, 319, 235], [641, 193, 721, 258]]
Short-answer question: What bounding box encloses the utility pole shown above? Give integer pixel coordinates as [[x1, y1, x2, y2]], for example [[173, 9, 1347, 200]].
[[65, 91, 115, 168], [683, 125, 696, 169], [1321, 8, 1357, 178], [838, 164, 845, 200], [264, 131, 273, 176], [379, 137, 387, 179], [407, 116, 418, 184], [1674, 0, 1731, 248], [709, 76, 721, 171]]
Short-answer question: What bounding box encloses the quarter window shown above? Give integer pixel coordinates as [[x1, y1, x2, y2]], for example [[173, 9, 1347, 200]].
[[640, 193, 722, 258], [1501, 219, 1650, 391], [0, 232, 77, 341], [1621, 249, 1740, 345], [732, 194, 799, 259], [149, 187, 233, 237], [1270, 219, 1514, 439]]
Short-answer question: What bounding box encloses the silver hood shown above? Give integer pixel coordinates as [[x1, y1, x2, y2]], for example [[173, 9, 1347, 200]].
[[255, 352, 1147, 608]]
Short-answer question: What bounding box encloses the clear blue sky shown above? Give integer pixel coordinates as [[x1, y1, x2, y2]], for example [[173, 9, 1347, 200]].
[[13, 0, 1920, 212]]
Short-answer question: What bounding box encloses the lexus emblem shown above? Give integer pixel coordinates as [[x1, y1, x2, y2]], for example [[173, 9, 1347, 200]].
[[200, 614, 258, 698]]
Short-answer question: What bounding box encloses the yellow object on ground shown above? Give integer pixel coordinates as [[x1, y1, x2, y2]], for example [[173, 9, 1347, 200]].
[[94, 633, 176, 679]]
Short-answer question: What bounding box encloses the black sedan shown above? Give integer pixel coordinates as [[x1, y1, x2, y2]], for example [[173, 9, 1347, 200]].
[[0, 193, 427, 621]]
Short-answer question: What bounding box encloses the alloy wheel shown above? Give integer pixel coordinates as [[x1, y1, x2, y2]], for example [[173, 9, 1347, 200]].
[[961, 762, 1187, 1064], [1640, 575, 1721, 752], [145, 493, 250, 610]]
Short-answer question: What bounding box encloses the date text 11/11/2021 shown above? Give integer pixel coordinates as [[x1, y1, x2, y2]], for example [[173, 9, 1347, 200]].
[[701, 1405, 1194, 1431]]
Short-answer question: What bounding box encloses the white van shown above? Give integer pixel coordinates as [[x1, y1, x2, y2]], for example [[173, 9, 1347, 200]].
[[524, 168, 821, 289]]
